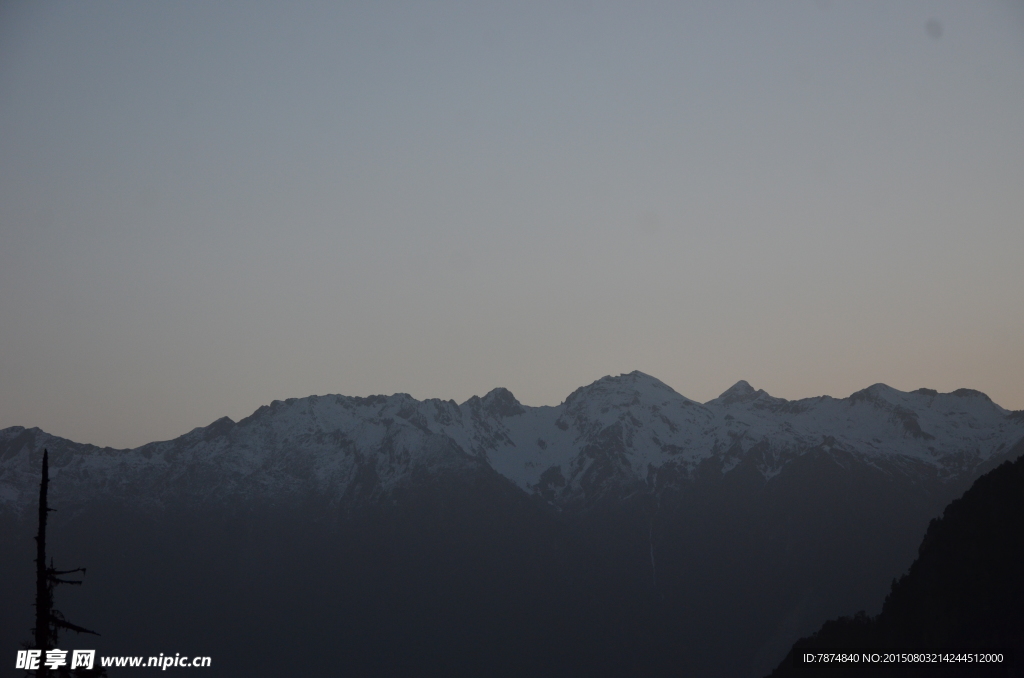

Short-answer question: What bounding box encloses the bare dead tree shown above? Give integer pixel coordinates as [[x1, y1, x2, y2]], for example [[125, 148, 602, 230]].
[[31, 449, 102, 677]]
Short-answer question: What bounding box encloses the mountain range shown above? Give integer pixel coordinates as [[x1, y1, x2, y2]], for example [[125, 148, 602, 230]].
[[2, 372, 1022, 677]]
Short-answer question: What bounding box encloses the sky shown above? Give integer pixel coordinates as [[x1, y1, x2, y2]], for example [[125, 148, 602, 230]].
[[1, 0, 1022, 449]]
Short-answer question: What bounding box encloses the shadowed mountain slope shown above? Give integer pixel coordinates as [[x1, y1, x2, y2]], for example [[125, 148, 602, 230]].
[[770, 437, 1024, 677]]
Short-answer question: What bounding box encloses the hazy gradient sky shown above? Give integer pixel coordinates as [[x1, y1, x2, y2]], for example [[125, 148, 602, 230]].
[[1, 1, 1022, 449]]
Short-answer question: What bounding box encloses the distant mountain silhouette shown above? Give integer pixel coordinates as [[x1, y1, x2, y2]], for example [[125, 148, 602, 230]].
[[769, 438, 1024, 677]]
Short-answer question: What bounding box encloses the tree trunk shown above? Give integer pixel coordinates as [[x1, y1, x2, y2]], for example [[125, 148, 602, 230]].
[[34, 449, 52, 677]]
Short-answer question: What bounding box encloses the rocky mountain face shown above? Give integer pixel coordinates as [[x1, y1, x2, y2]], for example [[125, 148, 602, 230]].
[[2, 372, 1022, 677]]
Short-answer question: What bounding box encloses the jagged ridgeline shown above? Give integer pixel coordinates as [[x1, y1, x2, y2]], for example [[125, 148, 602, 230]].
[[1, 372, 1023, 677], [769, 449, 1024, 677]]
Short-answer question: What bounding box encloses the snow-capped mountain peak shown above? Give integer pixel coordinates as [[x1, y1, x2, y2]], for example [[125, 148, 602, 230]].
[[707, 379, 763, 406], [1, 374, 1022, 514], [464, 387, 525, 418]]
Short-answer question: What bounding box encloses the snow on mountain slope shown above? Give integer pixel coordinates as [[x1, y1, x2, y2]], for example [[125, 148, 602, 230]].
[[440, 372, 1023, 498], [1, 372, 1022, 514]]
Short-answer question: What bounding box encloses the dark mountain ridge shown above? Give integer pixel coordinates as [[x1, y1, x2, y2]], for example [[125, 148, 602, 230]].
[[770, 437, 1024, 676]]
